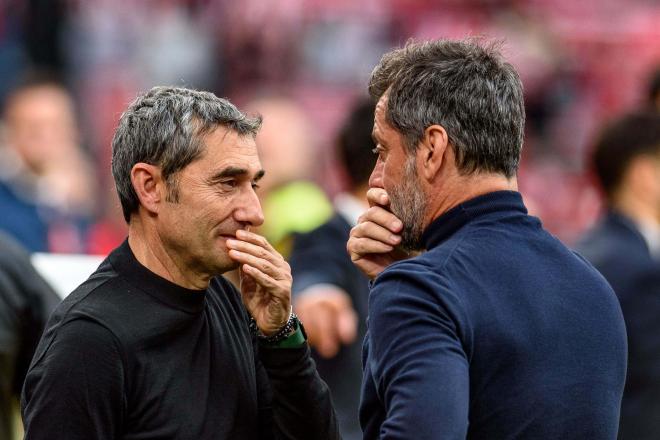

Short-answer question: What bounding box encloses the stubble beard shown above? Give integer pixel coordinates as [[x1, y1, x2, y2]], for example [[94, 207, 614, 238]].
[[388, 156, 427, 252]]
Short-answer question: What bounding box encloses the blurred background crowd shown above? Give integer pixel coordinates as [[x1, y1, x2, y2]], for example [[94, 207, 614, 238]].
[[0, 0, 658, 253], [1, 0, 660, 439]]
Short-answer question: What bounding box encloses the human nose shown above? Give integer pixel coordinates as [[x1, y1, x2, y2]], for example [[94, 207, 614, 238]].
[[368, 158, 384, 189], [235, 186, 265, 227]]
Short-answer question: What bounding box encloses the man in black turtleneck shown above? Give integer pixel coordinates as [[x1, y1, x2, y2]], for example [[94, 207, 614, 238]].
[[21, 87, 339, 440]]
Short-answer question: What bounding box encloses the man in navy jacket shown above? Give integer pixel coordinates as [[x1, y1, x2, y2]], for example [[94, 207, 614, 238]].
[[576, 112, 660, 439], [347, 39, 627, 439]]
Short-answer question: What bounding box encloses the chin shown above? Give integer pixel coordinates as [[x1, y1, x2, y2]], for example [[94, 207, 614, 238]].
[[213, 257, 240, 275]]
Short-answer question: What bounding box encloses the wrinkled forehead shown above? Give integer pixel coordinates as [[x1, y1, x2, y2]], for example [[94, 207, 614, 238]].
[[198, 127, 264, 176]]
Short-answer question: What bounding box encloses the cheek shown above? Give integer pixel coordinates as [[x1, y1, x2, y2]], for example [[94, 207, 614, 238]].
[[369, 159, 384, 189], [381, 161, 403, 193]]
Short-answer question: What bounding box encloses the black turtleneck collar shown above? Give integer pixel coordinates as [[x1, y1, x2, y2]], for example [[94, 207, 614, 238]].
[[108, 239, 207, 314], [422, 191, 527, 250]]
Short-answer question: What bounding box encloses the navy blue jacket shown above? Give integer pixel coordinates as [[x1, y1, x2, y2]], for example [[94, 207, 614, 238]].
[[577, 211, 660, 439], [361, 191, 627, 439]]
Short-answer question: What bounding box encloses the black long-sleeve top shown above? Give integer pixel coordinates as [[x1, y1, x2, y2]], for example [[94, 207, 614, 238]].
[[21, 240, 339, 440]]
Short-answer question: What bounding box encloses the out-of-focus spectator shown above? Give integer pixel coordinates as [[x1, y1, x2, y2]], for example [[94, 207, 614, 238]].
[[246, 96, 333, 256], [576, 111, 660, 440], [0, 73, 96, 253], [648, 66, 660, 112], [289, 98, 376, 440], [0, 232, 60, 440]]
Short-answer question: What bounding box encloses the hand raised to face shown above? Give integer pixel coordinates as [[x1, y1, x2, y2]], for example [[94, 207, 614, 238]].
[[347, 187, 410, 279], [226, 230, 292, 335]]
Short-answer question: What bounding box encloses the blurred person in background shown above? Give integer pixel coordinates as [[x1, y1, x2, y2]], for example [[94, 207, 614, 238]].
[[246, 96, 333, 257], [0, 73, 95, 253], [21, 86, 339, 440], [648, 66, 660, 112], [0, 232, 60, 440], [576, 111, 660, 440], [347, 39, 627, 439], [289, 98, 376, 440]]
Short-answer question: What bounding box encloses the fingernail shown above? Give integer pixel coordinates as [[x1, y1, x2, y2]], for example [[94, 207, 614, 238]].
[[226, 239, 236, 247], [390, 234, 400, 244], [393, 220, 402, 230]]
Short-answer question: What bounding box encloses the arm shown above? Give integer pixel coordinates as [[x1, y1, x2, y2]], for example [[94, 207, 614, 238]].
[[226, 230, 339, 440], [368, 266, 469, 439], [256, 338, 339, 440], [290, 230, 358, 358], [21, 319, 125, 440], [294, 286, 357, 358]]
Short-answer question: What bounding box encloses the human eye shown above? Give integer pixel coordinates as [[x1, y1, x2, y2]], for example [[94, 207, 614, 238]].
[[372, 146, 386, 160], [220, 179, 238, 188], [251, 182, 260, 190]]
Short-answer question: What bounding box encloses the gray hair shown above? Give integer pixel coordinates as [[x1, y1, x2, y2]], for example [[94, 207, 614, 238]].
[[369, 39, 525, 177], [111, 86, 262, 222]]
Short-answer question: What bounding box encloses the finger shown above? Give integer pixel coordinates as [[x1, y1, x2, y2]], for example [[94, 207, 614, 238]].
[[367, 187, 389, 207], [235, 229, 276, 253], [351, 256, 389, 280], [348, 237, 394, 261], [295, 302, 322, 345], [226, 238, 282, 266], [357, 206, 403, 234], [337, 306, 358, 345], [239, 267, 257, 297], [229, 249, 278, 275], [240, 263, 280, 291], [351, 220, 401, 246], [313, 305, 340, 358]]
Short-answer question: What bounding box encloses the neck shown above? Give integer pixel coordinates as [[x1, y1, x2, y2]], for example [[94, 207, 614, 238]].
[[127, 216, 210, 290], [425, 172, 518, 226]]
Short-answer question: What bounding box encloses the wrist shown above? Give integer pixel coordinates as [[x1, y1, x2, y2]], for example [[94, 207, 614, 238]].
[[250, 306, 304, 346]]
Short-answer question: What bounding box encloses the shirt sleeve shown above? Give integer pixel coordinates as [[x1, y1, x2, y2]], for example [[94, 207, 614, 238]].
[[367, 264, 470, 439], [255, 338, 340, 440], [21, 318, 125, 440]]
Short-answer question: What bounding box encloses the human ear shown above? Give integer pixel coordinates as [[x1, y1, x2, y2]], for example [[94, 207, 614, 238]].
[[130, 163, 164, 215], [419, 124, 449, 182]]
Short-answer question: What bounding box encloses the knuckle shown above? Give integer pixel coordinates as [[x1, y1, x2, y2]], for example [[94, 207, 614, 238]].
[[366, 206, 379, 218]]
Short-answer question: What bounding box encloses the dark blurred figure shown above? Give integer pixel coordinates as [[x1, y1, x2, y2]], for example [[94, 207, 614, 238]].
[[0, 73, 95, 252], [0, 232, 60, 440], [576, 111, 660, 440], [289, 98, 376, 440], [648, 66, 660, 112]]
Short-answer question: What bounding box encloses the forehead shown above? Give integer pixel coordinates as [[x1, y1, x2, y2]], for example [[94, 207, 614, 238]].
[[373, 95, 394, 136], [198, 127, 262, 172], [374, 96, 388, 126], [373, 95, 401, 143]]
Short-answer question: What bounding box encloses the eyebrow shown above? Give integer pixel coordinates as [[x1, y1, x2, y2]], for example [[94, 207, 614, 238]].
[[372, 131, 387, 149], [208, 167, 265, 183]]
